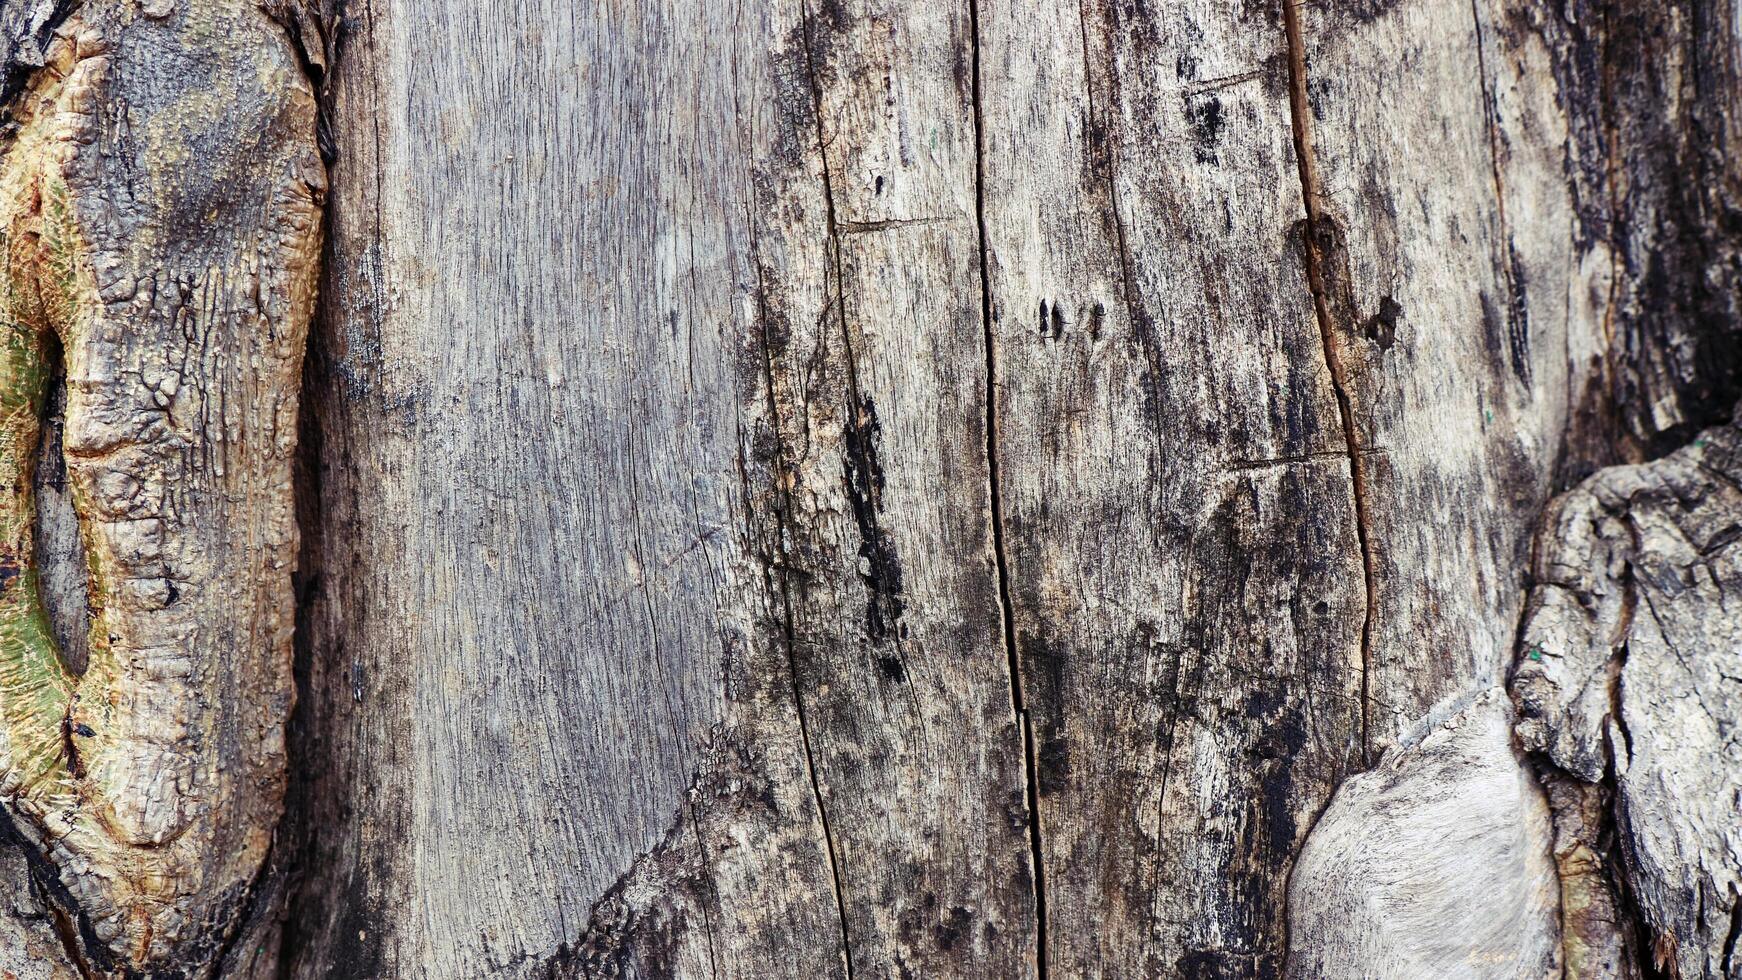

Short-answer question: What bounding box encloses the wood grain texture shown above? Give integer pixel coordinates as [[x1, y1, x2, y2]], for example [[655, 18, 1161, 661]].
[[1296, 3, 1742, 974], [978, 0, 1612, 971], [978, 4, 1364, 973], [1282, 2, 1742, 975], [291, 0, 897, 974], [258, 0, 1741, 977]]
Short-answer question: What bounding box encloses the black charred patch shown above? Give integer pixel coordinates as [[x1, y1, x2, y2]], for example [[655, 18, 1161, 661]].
[[895, 891, 939, 946], [1186, 95, 1225, 164], [1319, 0, 1406, 29], [1480, 290, 1506, 368], [1036, 737, 1071, 796], [312, 864, 390, 980], [1363, 296, 1401, 351], [1506, 246, 1532, 385], [843, 395, 905, 641], [896, 894, 976, 960], [876, 654, 907, 683], [1252, 701, 1308, 863], [938, 905, 972, 952]]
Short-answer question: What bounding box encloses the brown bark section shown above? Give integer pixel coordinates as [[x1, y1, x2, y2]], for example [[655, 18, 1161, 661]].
[[0, 0, 325, 974]]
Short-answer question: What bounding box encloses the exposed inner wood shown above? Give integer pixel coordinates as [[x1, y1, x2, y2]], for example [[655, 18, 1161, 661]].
[[1286, 689, 1561, 978]]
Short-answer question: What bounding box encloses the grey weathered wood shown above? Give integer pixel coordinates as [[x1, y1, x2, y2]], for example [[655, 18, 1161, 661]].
[[0, 0, 1733, 975], [281, 0, 1742, 976], [292, 0, 1041, 972], [977, 4, 1367, 972], [975, 0, 1625, 970]]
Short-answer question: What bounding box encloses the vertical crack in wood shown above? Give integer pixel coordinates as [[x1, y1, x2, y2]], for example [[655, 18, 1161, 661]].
[[1722, 894, 1741, 977], [1467, 0, 1529, 389], [1279, 0, 1377, 767], [967, 0, 1047, 975], [788, 9, 858, 976], [752, 269, 854, 980]]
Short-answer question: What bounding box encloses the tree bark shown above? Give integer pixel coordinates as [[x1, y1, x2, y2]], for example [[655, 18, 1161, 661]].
[[0, 0, 1736, 977]]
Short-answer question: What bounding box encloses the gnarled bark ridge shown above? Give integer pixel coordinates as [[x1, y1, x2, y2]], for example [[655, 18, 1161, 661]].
[[1514, 410, 1742, 980], [0, 1, 323, 973]]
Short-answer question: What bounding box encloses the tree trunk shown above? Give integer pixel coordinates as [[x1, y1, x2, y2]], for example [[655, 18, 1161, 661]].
[[0, 0, 1736, 977]]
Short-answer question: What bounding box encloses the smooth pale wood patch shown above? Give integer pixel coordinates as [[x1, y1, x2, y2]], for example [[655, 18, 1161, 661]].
[[1286, 689, 1560, 979]]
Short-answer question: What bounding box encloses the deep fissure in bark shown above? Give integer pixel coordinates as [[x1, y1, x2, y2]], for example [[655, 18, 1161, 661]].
[[967, 0, 1048, 974], [1279, 0, 1377, 767]]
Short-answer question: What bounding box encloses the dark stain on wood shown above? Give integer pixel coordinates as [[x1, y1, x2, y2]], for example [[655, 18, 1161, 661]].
[[1186, 93, 1226, 164], [842, 394, 906, 642], [1362, 296, 1401, 352]]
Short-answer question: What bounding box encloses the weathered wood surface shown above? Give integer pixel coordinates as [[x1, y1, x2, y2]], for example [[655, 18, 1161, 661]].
[[282, 0, 1742, 976], [293, 0, 883, 974], [294, 0, 1040, 972], [980, 0, 1615, 971], [0, 0, 1731, 975]]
